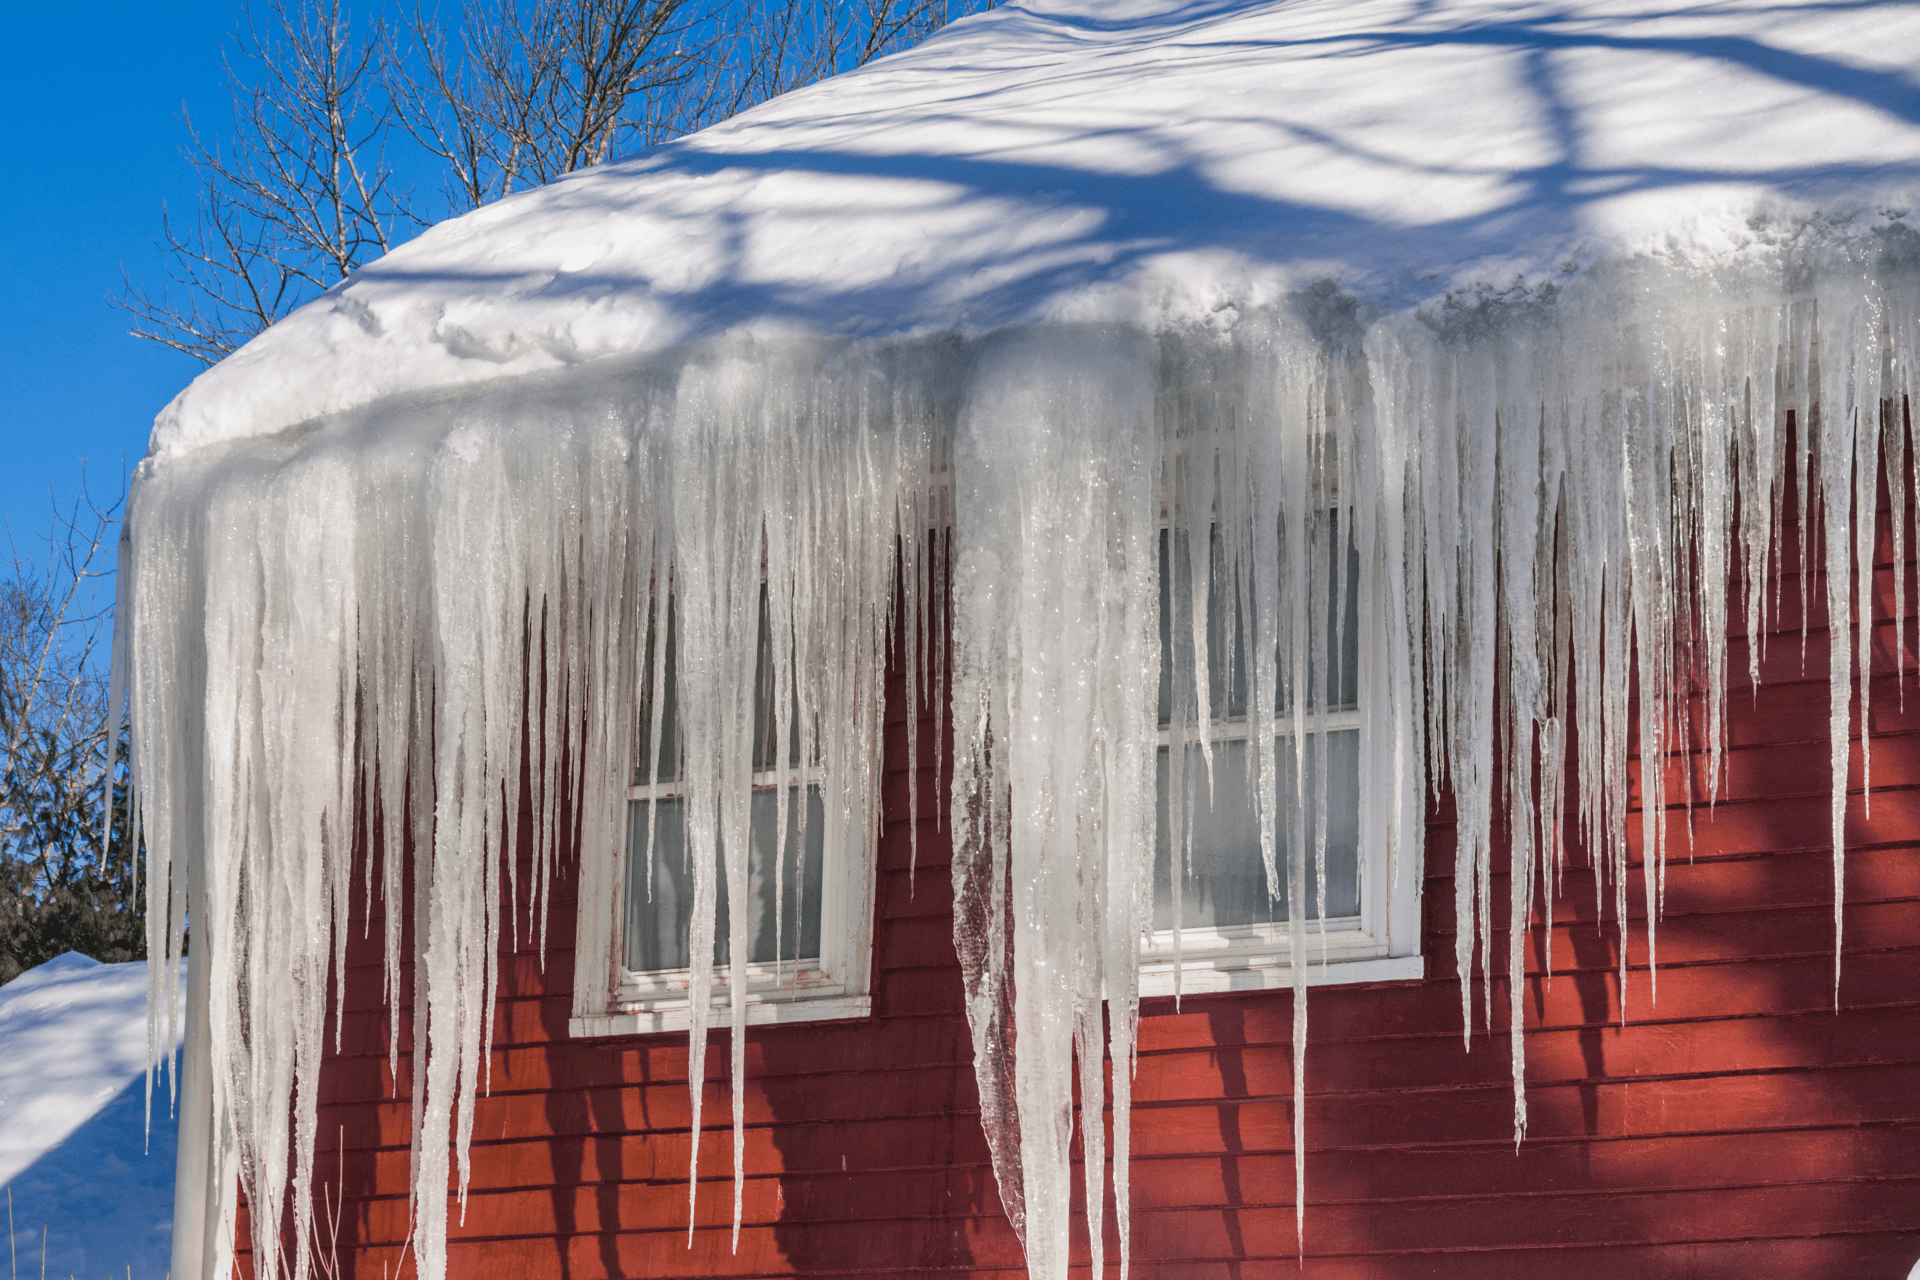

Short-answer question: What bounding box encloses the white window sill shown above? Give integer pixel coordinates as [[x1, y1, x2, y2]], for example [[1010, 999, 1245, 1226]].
[[572, 991, 871, 1037], [1138, 943, 1422, 998]]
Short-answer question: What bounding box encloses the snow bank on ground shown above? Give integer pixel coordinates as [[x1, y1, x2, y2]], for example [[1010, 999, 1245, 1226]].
[[0, 954, 182, 1280], [148, 0, 1920, 459]]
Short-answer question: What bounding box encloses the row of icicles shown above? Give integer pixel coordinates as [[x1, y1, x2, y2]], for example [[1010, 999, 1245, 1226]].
[[124, 259, 1920, 1280]]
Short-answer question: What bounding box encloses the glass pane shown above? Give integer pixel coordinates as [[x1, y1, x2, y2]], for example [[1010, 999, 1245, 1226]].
[[1153, 730, 1361, 929], [750, 586, 811, 771], [1158, 521, 1360, 725], [624, 787, 826, 972], [635, 597, 679, 784], [635, 588, 810, 782], [1158, 527, 1243, 724]]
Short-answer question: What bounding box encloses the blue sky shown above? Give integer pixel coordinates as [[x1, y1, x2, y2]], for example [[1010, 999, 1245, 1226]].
[[0, 1, 946, 562], [0, 2, 275, 549]]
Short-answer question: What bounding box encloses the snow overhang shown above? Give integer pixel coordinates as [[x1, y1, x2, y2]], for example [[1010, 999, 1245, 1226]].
[[147, 0, 1920, 460]]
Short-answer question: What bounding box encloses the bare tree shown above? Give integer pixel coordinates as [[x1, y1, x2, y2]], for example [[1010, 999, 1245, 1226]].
[[390, 0, 706, 212], [118, 0, 413, 365], [122, 0, 997, 363], [0, 490, 138, 987], [390, 0, 991, 215], [718, 0, 976, 114]]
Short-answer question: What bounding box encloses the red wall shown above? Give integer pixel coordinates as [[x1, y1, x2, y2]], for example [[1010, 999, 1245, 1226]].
[[297, 493, 1920, 1278]]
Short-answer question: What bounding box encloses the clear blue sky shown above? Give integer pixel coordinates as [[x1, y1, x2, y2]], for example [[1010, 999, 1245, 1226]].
[[0, 1, 280, 547], [0, 1, 910, 560]]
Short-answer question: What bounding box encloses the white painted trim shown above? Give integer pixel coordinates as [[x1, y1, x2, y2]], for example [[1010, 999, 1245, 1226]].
[[572, 717, 880, 1042], [1146, 512, 1427, 996], [572, 993, 872, 1037], [1139, 950, 1422, 998], [170, 938, 237, 1280]]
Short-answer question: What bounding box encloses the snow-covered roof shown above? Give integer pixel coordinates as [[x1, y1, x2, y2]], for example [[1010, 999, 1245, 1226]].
[[152, 0, 1920, 455]]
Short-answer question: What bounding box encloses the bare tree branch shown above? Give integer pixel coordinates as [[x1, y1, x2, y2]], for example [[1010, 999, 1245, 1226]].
[[122, 0, 998, 362], [118, 0, 416, 364], [0, 482, 139, 985], [389, 0, 709, 212]]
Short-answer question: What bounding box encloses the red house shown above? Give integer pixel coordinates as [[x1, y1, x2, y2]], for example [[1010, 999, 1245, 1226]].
[[126, 0, 1920, 1277]]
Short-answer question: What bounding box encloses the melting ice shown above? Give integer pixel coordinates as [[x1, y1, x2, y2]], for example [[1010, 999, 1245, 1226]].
[[124, 238, 1920, 1280]]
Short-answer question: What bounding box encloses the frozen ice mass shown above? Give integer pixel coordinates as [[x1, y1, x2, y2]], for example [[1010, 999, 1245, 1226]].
[[119, 0, 1920, 1277]]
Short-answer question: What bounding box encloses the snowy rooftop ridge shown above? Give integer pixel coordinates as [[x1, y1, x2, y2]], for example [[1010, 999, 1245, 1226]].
[[149, 0, 1920, 460]]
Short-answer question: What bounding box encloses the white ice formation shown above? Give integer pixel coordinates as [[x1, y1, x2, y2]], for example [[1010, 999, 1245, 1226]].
[[124, 343, 938, 1278], [121, 0, 1920, 1278]]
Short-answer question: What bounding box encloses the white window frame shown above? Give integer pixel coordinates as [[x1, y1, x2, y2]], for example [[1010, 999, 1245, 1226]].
[[1139, 534, 1422, 998], [570, 615, 880, 1039], [571, 501, 1418, 1030]]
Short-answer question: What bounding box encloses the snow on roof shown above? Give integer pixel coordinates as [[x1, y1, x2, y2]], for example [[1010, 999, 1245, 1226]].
[[151, 0, 1920, 458]]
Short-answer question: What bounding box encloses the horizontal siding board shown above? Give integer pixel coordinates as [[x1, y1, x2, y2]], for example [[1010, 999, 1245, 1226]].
[[1122, 1129, 1920, 1207], [1418, 845, 1920, 935], [298, 496, 1920, 1277], [1121, 1061, 1920, 1153], [1109, 1182, 1920, 1255], [1131, 1004, 1920, 1098]]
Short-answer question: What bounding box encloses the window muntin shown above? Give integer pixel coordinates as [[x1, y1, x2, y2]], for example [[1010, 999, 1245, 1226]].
[[577, 589, 875, 1035], [624, 788, 826, 971], [1153, 730, 1361, 932], [625, 593, 826, 974], [1145, 522, 1413, 992]]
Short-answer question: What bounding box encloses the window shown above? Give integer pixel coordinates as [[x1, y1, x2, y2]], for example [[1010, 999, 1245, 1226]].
[[1141, 522, 1421, 996], [570, 594, 877, 1037]]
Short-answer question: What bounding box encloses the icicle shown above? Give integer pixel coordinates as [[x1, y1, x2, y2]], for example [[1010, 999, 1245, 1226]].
[[127, 340, 931, 1280], [127, 238, 1920, 1280], [665, 339, 931, 1246], [951, 327, 1159, 1280], [1814, 264, 1888, 1006], [1351, 253, 1920, 1151]]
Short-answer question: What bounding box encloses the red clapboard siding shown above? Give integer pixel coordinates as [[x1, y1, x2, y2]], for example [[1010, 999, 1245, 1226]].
[[266, 463, 1920, 1280]]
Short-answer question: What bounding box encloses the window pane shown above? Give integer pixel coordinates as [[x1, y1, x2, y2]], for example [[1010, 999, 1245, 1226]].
[[635, 598, 679, 784], [634, 588, 809, 783], [1157, 522, 1361, 724], [1158, 527, 1243, 724], [624, 787, 827, 972], [750, 589, 811, 771], [1153, 730, 1361, 929]]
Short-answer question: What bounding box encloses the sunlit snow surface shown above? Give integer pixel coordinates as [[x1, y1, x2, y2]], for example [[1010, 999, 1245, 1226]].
[[151, 0, 1920, 458], [121, 2, 1920, 1279], [0, 954, 183, 1280]]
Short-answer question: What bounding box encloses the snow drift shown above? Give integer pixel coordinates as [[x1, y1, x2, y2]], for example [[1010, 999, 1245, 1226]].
[[120, 0, 1920, 1278], [0, 954, 184, 1280]]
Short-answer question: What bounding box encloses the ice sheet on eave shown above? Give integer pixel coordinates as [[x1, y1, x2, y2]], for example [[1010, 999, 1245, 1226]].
[[149, 0, 1920, 460]]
